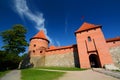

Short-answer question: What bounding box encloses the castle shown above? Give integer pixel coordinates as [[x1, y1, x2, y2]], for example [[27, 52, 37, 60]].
[[28, 22, 120, 68]]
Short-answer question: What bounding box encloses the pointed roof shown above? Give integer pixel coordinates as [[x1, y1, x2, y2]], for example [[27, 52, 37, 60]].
[[30, 30, 49, 42], [75, 22, 101, 33]]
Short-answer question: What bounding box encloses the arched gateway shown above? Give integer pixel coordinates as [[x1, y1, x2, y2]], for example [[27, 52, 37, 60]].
[[89, 54, 100, 68]]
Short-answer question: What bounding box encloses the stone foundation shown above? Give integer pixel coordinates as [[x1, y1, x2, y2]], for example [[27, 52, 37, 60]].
[[30, 52, 79, 68], [30, 56, 45, 67], [45, 52, 75, 67], [109, 46, 120, 68]]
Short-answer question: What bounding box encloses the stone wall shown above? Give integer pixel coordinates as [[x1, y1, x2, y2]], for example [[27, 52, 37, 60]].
[[45, 52, 75, 67], [30, 52, 80, 68], [29, 44, 80, 68], [109, 46, 120, 68], [30, 56, 45, 67]]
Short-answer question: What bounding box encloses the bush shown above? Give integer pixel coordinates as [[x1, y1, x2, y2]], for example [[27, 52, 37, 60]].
[[0, 51, 22, 71]]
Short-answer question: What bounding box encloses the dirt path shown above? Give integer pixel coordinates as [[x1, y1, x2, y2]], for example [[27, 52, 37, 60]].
[[0, 70, 21, 80], [1, 68, 119, 80], [57, 70, 119, 80], [38, 69, 119, 80]]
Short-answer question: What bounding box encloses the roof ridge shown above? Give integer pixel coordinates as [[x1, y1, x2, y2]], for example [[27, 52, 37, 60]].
[[106, 37, 120, 42], [75, 22, 101, 33], [30, 30, 49, 42]]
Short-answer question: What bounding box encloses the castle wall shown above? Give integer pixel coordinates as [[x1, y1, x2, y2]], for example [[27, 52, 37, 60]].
[[107, 41, 120, 68], [45, 47, 79, 67], [109, 46, 120, 68], [30, 56, 45, 67], [107, 41, 120, 48]]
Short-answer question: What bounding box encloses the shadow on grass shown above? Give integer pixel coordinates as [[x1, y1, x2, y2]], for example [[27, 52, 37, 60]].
[[35, 67, 86, 71]]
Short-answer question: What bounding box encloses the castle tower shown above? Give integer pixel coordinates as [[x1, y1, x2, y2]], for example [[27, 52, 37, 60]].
[[29, 30, 49, 67], [75, 22, 113, 68]]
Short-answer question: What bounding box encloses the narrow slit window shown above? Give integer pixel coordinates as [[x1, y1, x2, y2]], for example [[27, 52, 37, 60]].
[[88, 36, 92, 42]]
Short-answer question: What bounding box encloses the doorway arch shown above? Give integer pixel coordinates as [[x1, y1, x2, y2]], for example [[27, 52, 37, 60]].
[[89, 54, 100, 68]]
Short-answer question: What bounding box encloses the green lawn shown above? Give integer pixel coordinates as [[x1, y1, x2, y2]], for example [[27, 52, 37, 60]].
[[37, 67, 86, 71], [21, 69, 65, 80], [113, 70, 120, 72], [0, 70, 10, 78]]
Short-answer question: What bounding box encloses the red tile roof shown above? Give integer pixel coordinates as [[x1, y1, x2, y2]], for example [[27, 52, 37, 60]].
[[75, 22, 101, 33], [30, 30, 49, 42], [47, 44, 77, 51], [106, 37, 120, 42], [49, 45, 56, 49]]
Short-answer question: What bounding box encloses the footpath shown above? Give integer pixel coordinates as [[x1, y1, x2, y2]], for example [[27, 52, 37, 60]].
[[0, 70, 21, 80], [39, 68, 120, 80], [1, 68, 120, 80], [93, 68, 120, 79], [57, 69, 119, 80]]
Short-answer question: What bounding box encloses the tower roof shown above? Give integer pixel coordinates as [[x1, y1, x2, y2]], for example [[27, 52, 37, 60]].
[[30, 30, 49, 43], [75, 22, 101, 33]]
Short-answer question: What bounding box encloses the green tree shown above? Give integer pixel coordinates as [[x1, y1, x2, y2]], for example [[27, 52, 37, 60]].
[[0, 50, 22, 70], [0, 24, 28, 70], [0, 24, 28, 55], [0, 50, 6, 70]]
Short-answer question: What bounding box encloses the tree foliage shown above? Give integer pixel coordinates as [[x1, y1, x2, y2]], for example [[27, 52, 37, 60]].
[[0, 50, 22, 70], [0, 24, 28, 70], [0, 24, 28, 55]]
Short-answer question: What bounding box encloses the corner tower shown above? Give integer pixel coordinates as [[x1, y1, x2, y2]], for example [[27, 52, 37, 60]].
[[75, 22, 113, 68], [29, 30, 49, 67]]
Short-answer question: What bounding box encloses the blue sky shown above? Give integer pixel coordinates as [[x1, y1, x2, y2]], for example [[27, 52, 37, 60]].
[[0, 0, 120, 50]]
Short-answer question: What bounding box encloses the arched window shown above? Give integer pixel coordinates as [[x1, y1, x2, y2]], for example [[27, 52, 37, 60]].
[[88, 36, 92, 42]]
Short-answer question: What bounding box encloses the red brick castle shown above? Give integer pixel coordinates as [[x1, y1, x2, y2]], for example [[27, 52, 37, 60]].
[[28, 22, 120, 68]]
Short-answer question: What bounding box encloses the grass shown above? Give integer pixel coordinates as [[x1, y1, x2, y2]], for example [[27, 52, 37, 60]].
[[36, 67, 86, 71], [113, 70, 120, 72], [21, 68, 65, 80], [0, 70, 10, 78]]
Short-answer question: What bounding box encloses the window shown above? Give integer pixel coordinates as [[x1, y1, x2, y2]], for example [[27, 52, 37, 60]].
[[33, 50, 35, 53], [40, 51, 43, 53], [34, 44, 36, 47], [88, 36, 92, 42]]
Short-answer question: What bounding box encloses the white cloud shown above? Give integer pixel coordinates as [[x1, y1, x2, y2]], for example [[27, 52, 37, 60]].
[[56, 40, 61, 46], [13, 0, 52, 44]]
